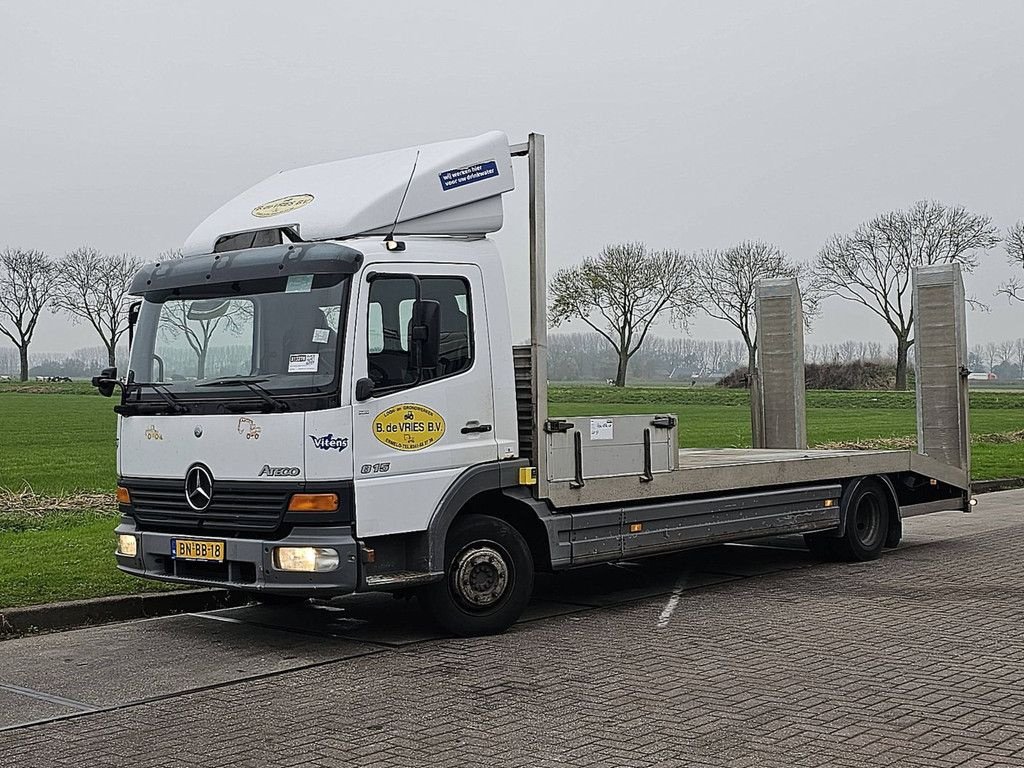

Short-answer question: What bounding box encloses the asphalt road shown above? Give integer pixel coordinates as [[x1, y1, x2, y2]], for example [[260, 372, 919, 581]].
[[1, 490, 1022, 767]]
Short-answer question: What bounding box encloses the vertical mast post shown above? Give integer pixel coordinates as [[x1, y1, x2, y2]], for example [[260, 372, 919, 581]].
[[528, 133, 549, 499]]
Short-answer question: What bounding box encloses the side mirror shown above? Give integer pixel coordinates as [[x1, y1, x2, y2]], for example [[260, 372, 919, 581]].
[[127, 301, 141, 349], [410, 299, 441, 371], [355, 377, 375, 402], [91, 367, 118, 398]]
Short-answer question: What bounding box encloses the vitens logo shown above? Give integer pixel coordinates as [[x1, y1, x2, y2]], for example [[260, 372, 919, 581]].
[[309, 434, 349, 452], [258, 465, 300, 477]]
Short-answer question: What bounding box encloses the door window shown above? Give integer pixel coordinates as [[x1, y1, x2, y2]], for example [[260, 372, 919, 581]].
[[366, 276, 473, 391]]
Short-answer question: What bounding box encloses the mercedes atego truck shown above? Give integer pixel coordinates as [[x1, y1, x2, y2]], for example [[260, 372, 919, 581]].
[[94, 132, 973, 635]]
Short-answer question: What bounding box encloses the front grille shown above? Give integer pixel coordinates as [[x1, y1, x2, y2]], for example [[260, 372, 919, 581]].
[[125, 478, 293, 534]]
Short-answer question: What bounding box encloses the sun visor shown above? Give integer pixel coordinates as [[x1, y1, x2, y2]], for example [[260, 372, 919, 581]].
[[183, 131, 515, 256]]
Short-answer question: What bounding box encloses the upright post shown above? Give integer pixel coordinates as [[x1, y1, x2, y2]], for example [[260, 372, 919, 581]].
[[753, 277, 807, 449], [913, 264, 970, 478], [528, 133, 549, 499]]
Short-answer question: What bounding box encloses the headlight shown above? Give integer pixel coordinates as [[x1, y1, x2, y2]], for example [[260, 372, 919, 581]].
[[273, 547, 339, 572], [117, 534, 138, 557]]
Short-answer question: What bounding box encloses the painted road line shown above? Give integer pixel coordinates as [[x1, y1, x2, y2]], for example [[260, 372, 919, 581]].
[[656, 577, 688, 630], [0, 683, 97, 713], [187, 612, 246, 625]]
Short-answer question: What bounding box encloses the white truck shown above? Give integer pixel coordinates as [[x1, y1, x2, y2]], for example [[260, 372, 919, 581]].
[[94, 132, 973, 635]]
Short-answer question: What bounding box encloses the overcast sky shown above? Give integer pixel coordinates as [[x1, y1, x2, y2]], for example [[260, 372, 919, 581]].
[[1, 0, 1022, 357]]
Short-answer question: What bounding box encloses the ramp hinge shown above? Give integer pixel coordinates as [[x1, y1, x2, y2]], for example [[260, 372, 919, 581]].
[[650, 415, 677, 429]]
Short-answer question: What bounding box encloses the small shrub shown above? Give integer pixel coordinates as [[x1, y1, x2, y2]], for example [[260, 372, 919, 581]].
[[718, 361, 898, 390]]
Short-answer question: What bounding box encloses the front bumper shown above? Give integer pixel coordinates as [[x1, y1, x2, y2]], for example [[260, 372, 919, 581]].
[[115, 517, 359, 596]]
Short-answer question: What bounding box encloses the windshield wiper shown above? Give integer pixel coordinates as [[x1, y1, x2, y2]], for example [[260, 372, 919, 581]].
[[116, 380, 189, 415], [196, 376, 289, 412]]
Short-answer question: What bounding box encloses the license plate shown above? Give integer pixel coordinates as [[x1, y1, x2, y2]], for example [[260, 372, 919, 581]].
[[171, 538, 225, 562]]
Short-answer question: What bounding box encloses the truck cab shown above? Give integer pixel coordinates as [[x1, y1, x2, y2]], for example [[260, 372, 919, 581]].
[[105, 132, 543, 634]]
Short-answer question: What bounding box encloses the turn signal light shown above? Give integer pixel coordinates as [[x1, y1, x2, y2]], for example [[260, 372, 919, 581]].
[[116, 486, 131, 504], [287, 493, 339, 512]]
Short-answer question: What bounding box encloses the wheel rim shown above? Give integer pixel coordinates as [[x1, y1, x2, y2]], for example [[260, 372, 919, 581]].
[[450, 542, 512, 612], [853, 494, 884, 548]]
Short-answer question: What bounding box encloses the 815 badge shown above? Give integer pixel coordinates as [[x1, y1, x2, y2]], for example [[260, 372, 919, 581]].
[[360, 462, 391, 475]]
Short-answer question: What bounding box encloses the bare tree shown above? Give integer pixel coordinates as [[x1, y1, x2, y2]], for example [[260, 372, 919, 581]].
[[0, 248, 56, 381], [549, 242, 696, 386], [996, 339, 1016, 369], [983, 341, 1000, 373], [997, 221, 1024, 303], [0, 346, 18, 376], [693, 241, 812, 377], [52, 247, 142, 368], [812, 200, 999, 390], [160, 300, 250, 379], [1015, 338, 1024, 381]]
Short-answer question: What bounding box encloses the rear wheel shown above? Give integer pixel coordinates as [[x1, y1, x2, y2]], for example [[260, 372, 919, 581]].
[[833, 479, 891, 562], [420, 514, 534, 637]]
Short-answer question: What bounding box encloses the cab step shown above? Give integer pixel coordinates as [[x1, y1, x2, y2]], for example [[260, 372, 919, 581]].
[[364, 571, 443, 590]]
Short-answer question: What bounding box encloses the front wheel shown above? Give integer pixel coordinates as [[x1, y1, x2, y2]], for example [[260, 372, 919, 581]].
[[420, 514, 534, 637]]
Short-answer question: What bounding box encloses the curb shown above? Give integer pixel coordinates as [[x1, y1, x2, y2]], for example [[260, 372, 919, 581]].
[[972, 478, 1024, 494], [0, 589, 245, 639]]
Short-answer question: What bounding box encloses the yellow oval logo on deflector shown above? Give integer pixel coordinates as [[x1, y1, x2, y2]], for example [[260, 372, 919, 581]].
[[372, 403, 446, 452], [251, 194, 314, 218]]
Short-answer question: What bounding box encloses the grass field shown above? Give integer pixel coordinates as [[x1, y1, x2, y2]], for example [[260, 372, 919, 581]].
[[1, 392, 117, 495], [0, 381, 1021, 610], [0, 512, 177, 609]]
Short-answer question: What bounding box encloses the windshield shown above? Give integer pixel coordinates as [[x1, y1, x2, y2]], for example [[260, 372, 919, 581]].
[[128, 273, 348, 400]]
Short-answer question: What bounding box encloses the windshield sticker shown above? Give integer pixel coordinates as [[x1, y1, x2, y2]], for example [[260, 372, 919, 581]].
[[288, 353, 319, 373], [439, 160, 498, 191], [251, 194, 314, 218], [372, 403, 446, 451], [312, 328, 330, 344], [309, 434, 349, 452], [145, 425, 163, 441], [285, 274, 314, 293], [237, 417, 261, 440]]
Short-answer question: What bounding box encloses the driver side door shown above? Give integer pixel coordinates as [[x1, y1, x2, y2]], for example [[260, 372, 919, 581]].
[[350, 262, 498, 537]]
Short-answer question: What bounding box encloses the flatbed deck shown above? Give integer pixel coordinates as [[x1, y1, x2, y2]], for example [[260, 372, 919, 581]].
[[546, 447, 969, 509]]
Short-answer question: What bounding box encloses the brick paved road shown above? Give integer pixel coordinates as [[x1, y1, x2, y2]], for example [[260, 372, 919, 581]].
[[1, 491, 1022, 767]]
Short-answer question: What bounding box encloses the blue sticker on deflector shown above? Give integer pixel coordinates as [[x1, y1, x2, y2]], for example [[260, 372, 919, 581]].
[[439, 160, 499, 191]]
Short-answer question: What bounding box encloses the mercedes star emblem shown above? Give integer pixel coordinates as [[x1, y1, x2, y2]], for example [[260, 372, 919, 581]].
[[184, 465, 214, 511], [194, 425, 203, 438]]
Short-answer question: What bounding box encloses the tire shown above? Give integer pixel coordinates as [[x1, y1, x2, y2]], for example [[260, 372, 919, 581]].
[[833, 479, 891, 562], [420, 514, 535, 637]]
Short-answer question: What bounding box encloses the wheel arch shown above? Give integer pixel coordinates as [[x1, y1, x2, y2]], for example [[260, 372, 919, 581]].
[[838, 474, 901, 548], [425, 461, 552, 573]]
